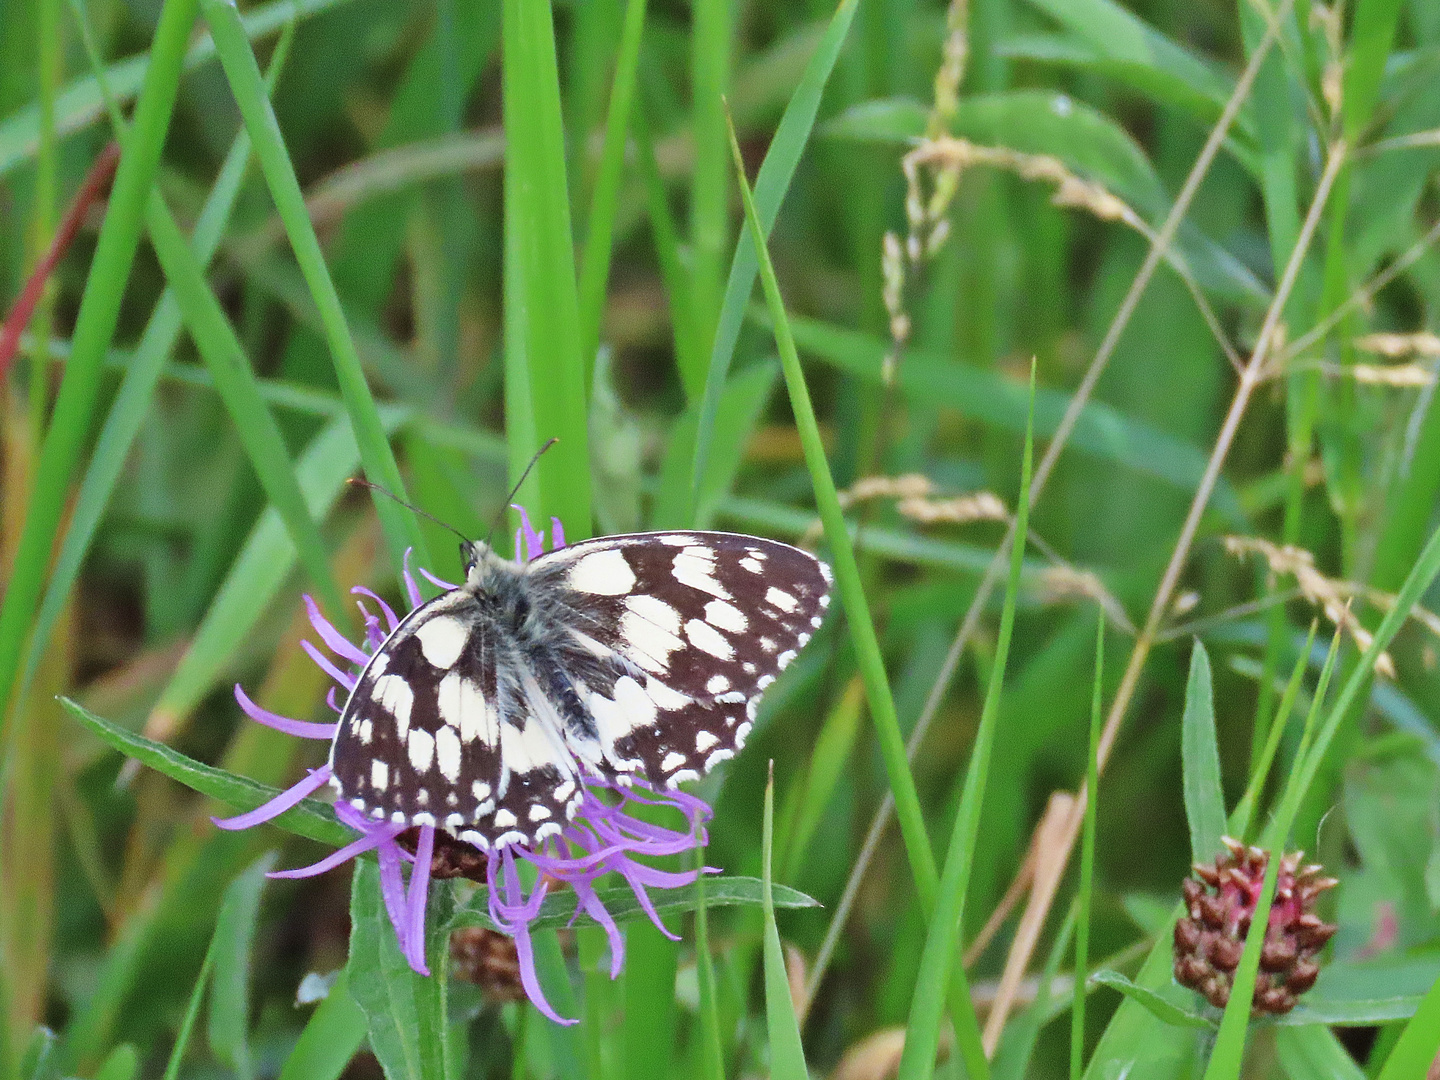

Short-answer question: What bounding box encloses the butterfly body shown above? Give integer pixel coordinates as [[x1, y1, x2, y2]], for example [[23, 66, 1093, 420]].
[[329, 531, 831, 851]]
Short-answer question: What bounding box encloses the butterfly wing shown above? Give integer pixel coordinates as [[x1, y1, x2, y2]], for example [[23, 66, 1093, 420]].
[[530, 531, 832, 788]]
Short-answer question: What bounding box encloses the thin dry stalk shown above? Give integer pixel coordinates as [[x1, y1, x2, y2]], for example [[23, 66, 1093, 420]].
[[1225, 536, 1396, 678], [801, 0, 1293, 1016], [1354, 331, 1440, 357], [981, 137, 1347, 1039]]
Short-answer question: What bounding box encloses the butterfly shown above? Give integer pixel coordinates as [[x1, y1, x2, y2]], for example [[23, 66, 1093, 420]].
[[328, 531, 832, 851]]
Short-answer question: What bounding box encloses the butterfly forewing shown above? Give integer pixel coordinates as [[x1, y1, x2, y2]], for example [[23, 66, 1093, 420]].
[[328, 531, 831, 850]]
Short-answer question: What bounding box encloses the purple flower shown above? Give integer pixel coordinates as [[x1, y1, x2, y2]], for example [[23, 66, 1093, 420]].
[[213, 508, 712, 1023]]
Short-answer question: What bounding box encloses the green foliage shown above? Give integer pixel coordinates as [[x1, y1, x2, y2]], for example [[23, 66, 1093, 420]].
[[5, 0, 1440, 1076]]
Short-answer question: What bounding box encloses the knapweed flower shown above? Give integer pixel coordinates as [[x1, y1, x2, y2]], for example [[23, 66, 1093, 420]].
[[212, 510, 714, 1024], [1173, 836, 1337, 1015]]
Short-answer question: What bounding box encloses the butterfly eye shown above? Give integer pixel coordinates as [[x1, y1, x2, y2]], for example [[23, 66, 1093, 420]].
[[460, 541, 479, 575]]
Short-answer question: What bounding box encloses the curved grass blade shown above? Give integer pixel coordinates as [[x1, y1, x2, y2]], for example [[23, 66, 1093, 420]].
[[761, 764, 807, 1080], [0, 0, 197, 748], [1373, 974, 1440, 1080], [198, 0, 428, 577], [1181, 640, 1226, 866], [18, 9, 294, 712], [59, 697, 352, 849], [1088, 971, 1216, 1030], [689, 0, 859, 503], [0, 0, 354, 178], [1273, 1027, 1366, 1080], [207, 852, 276, 1080]]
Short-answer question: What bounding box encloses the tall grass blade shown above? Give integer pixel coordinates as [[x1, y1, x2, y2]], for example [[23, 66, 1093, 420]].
[[1373, 974, 1440, 1080], [275, 972, 368, 1080], [689, 0, 859, 498], [206, 853, 276, 1080], [761, 763, 807, 1080], [198, 0, 428, 576], [1071, 615, 1104, 1080], [0, 0, 198, 743]]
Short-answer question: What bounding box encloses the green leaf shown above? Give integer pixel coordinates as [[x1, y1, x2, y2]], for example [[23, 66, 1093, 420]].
[[1181, 640, 1227, 866], [690, 0, 860, 496], [760, 766, 808, 1080], [207, 853, 277, 1080], [1088, 970, 1216, 1030], [59, 697, 353, 849], [92, 1044, 140, 1080], [449, 875, 819, 935], [276, 971, 368, 1080], [346, 863, 455, 1080], [1272, 995, 1424, 1026], [18, 1028, 58, 1080]]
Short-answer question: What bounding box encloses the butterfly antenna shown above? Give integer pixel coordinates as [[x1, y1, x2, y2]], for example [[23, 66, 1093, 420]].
[[484, 437, 559, 550], [348, 478, 471, 543]]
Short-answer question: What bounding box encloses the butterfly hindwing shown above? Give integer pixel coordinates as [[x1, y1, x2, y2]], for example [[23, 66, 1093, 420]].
[[328, 530, 832, 850]]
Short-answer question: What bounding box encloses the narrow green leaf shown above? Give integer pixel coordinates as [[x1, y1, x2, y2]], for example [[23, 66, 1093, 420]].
[[1273, 1026, 1366, 1080], [59, 698, 352, 849], [275, 971, 368, 1080], [896, 369, 1036, 1080], [692, 850, 725, 1080], [207, 853, 277, 1080], [1088, 970, 1216, 1030], [690, 0, 859, 494], [1072, 615, 1105, 1080], [448, 875, 819, 935], [688, 0, 732, 364], [1181, 640, 1227, 866], [577, 0, 648, 375], [1373, 974, 1440, 1080], [782, 677, 863, 883], [0, 0, 354, 178], [346, 863, 454, 1080], [1233, 627, 1314, 838], [1273, 995, 1425, 1026], [623, 925, 678, 1080], [502, 0, 591, 536], [18, 1029, 58, 1080], [761, 764, 808, 1080], [0, 0, 198, 746], [198, 0, 428, 577]]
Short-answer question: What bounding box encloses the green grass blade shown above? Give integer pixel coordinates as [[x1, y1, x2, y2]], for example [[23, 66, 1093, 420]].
[[1181, 640, 1226, 865], [18, 0, 293, 709], [761, 763, 807, 1080], [502, 0, 592, 536], [726, 113, 936, 904], [60, 697, 352, 848], [0, 0, 354, 178], [895, 370, 1033, 1080], [206, 853, 276, 1080], [690, 0, 858, 496], [275, 972, 368, 1080], [692, 849, 725, 1080], [0, 0, 198, 744], [1232, 625, 1315, 839], [688, 0, 732, 361], [198, 0, 427, 577], [1373, 975, 1440, 1080], [576, 0, 647, 375], [1088, 971, 1215, 1030], [782, 676, 863, 883], [1071, 615, 1105, 1080], [1274, 1027, 1367, 1080], [623, 925, 677, 1080], [144, 197, 345, 620], [92, 1044, 139, 1080], [161, 936, 217, 1080]]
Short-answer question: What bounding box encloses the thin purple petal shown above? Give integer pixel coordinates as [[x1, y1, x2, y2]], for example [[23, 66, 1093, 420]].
[[235, 684, 338, 740], [303, 595, 369, 666], [212, 765, 332, 831], [402, 548, 423, 609], [351, 586, 399, 634], [377, 838, 419, 971], [419, 567, 457, 591], [267, 825, 402, 878], [325, 686, 343, 714], [573, 879, 624, 978], [499, 850, 575, 1024], [405, 826, 436, 974], [550, 517, 565, 550], [301, 639, 357, 691], [512, 505, 544, 561]]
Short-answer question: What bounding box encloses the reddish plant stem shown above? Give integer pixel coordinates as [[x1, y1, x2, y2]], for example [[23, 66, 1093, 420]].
[[0, 142, 122, 380]]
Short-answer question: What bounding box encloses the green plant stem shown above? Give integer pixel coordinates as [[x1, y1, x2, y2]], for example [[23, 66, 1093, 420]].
[[198, 0, 428, 579], [576, 0, 647, 378], [0, 0, 199, 742]]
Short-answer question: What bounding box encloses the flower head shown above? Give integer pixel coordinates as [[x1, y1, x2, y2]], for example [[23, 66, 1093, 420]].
[[1173, 836, 1337, 1015], [213, 508, 712, 1023]]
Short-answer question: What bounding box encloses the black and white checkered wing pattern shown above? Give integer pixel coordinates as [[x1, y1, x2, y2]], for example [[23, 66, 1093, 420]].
[[531, 532, 832, 788]]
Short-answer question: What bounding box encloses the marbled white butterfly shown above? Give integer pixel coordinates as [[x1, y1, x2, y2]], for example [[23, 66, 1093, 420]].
[[329, 531, 832, 852]]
